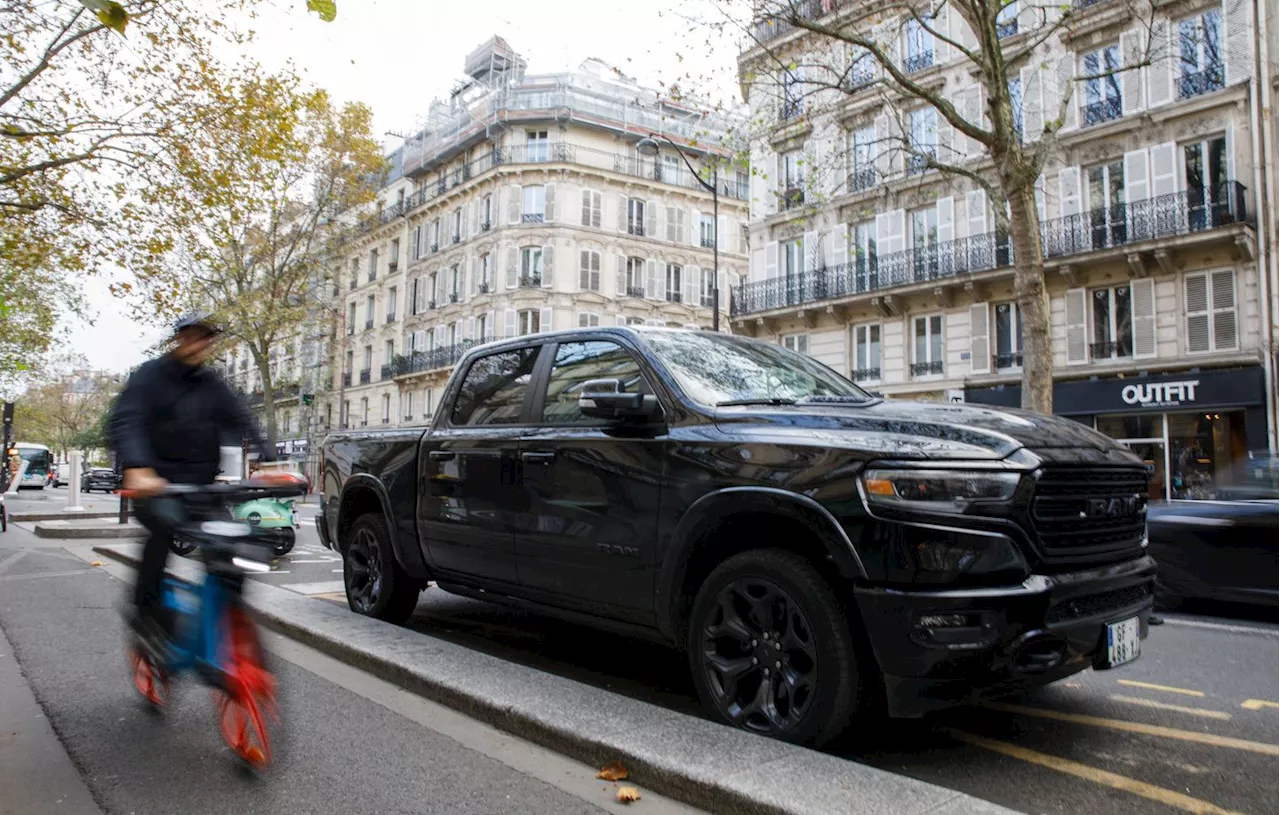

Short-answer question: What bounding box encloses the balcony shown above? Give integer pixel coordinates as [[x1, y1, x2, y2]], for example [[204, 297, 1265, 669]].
[[341, 372, 351, 387], [848, 167, 876, 193], [348, 278, 357, 291], [521, 213, 545, 225], [626, 285, 646, 298], [358, 369, 371, 385], [449, 292, 460, 303], [779, 100, 803, 122], [379, 364, 394, 381], [903, 51, 934, 74], [388, 262, 399, 275], [368, 270, 377, 283], [750, 0, 843, 44], [1179, 65, 1224, 100], [346, 325, 354, 336], [911, 360, 944, 377], [430, 243, 440, 253], [666, 292, 683, 303], [1082, 97, 1122, 127], [386, 313, 397, 324], [452, 234, 461, 244], [391, 341, 482, 378], [478, 282, 491, 294], [844, 66, 875, 91], [480, 221, 492, 232], [364, 318, 374, 330], [907, 152, 934, 176], [1090, 340, 1132, 360], [852, 367, 881, 382], [994, 352, 1023, 369], [519, 275, 542, 288], [428, 300, 437, 310], [700, 236, 716, 249], [700, 294, 716, 308], [627, 223, 646, 237], [781, 188, 805, 210]]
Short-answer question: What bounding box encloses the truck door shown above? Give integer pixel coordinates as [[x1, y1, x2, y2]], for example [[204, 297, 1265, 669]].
[[417, 345, 541, 586], [513, 338, 665, 617]]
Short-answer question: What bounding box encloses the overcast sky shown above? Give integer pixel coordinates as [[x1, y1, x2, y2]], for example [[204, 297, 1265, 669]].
[[61, 0, 748, 373]]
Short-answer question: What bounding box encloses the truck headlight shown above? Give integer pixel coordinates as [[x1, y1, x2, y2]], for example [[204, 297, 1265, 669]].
[[862, 469, 1020, 515]]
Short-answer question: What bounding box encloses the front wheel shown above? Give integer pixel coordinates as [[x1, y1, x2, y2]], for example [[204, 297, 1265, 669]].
[[687, 549, 860, 747], [343, 514, 419, 624]]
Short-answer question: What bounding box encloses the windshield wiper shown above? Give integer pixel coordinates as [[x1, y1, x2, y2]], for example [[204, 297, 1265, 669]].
[[715, 397, 798, 407], [796, 395, 875, 404]]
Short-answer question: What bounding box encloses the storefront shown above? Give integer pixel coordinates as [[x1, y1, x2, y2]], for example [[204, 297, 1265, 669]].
[[966, 367, 1271, 501]]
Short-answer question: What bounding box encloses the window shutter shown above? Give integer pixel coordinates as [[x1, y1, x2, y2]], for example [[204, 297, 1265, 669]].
[[873, 114, 891, 178], [645, 200, 657, 238], [936, 196, 954, 243], [486, 311, 495, 341], [1224, 0, 1252, 85], [718, 214, 728, 251], [1120, 30, 1145, 114], [579, 251, 590, 291], [542, 244, 554, 287], [876, 209, 905, 254], [689, 208, 699, 245], [470, 257, 479, 295], [1131, 278, 1157, 358], [545, 183, 556, 223], [1146, 21, 1174, 108], [506, 247, 518, 289], [1150, 142, 1178, 236], [935, 3, 952, 62], [1065, 288, 1088, 364], [646, 259, 659, 300], [1021, 65, 1043, 139], [832, 223, 849, 268], [967, 189, 988, 236], [503, 308, 517, 339], [969, 303, 991, 374], [581, 190, 591, 226], [803, 230, 819, 272], [617, 195, 628, 232], [959, 88, 980, 155], [616, 315, 627, 327], [467, 316, 476, 341], [937, 101, 954, 161], [459, 205, 468, 239], [507, 184, 521, 224], [1212, 270, 1238, 350], [1058, 167, 1081, 216], [1123, 149, 1150, 207], [616, 255, 627, 295], [1185, 273, 1211, 352], [719, 270, 729, 312], [1016, 0, 1036, 34], [765, 241, 779, 278], [539, 307, 553, 334], [1057, 54, 1077, 131]]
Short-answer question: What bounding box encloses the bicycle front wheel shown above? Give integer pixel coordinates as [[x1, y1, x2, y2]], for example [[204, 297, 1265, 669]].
[[217, 605, 277, 768]]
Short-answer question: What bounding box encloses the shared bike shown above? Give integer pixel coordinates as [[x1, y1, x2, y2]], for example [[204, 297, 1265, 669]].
[[124, 472, 307, 769]]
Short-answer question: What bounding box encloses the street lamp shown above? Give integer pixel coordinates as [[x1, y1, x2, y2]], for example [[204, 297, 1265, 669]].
[[635, 134, 721, 333]]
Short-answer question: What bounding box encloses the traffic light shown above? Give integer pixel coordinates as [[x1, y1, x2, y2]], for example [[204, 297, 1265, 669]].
[[301, 393, 314, 406]]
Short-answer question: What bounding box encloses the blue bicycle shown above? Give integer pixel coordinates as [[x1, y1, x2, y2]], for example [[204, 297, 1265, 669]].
[[125, 473, 307, 769]]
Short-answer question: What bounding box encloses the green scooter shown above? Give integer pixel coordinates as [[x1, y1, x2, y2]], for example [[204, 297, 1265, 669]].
[[170, 492, 297, 558]]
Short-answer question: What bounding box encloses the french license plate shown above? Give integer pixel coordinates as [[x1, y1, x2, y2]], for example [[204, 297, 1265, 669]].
[[1104, 616, 1141, 668]]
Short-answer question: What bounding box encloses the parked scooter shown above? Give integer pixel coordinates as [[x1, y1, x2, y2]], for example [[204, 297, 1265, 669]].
[[170, 452, 301, 558]]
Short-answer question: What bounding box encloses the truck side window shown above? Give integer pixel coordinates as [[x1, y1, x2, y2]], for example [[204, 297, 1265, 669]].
[[450, 347, 539, 426], [541, 341, 649, 425]]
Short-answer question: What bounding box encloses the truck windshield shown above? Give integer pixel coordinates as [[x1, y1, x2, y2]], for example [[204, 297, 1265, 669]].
[[638, 331, 870, 407]]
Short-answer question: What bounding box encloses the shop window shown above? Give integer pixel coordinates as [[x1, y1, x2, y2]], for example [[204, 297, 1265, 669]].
[[1168, 411, 1248, 500]]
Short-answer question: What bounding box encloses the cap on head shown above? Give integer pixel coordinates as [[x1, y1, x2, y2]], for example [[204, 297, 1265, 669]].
[[173, 312, 220, 338]]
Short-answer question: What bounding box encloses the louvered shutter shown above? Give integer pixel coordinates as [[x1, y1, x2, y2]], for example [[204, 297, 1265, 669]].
[[539, 307, 553, 334], [1185, 273, 1211, 352], [969, 303, 991, 374], [542, 244, 554, 287], [1211, 270, 1238, 350], [1131, 278, 1157, 358], [1120, 30, 1145, 114], [1057, 54, 1077, 131], [1065, 288, 1088, 364], [1224, 0, 1252, 85]]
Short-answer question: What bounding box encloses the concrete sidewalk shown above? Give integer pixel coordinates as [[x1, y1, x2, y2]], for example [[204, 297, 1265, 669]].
[[94, 542, 1020, 815]]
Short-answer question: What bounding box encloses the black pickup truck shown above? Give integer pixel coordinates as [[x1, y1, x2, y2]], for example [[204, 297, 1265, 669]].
[[318, 327, 1154, 746]]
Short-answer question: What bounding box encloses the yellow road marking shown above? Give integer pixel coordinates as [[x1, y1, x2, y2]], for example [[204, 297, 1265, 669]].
[[1117, 679, 1205, 697], [1240, 699, 1279, 711], [950, 730, 1244, 815], [1109, 695, 1232, 721], [988, 703, 1279, 756]]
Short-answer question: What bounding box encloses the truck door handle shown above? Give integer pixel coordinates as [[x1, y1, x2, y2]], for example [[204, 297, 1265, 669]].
[[428, 450, 456, 462], [520, 451, 556, 465]]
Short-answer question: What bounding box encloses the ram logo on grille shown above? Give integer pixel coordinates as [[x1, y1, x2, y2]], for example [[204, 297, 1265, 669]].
[[1083, 494, 1143, 519]]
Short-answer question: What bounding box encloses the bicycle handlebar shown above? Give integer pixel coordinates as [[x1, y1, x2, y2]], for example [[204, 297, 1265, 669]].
[[119, 473, 307, 502]]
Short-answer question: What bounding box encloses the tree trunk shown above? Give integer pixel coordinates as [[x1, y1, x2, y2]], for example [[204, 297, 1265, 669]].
[[1007, 184, 1054, 414], [255, 355, 278, 449]]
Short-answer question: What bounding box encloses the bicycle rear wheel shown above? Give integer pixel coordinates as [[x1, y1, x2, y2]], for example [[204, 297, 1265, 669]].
[[130, 648, 169, 708], [217, 605, 277, 768], [217, 691, 270, 768]]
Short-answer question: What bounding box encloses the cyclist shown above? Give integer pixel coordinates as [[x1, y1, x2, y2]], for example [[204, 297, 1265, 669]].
[[109, 312, 273, 654]]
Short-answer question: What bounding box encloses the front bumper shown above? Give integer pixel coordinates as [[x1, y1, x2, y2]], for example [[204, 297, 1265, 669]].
[[854, 555, 1156, 717]]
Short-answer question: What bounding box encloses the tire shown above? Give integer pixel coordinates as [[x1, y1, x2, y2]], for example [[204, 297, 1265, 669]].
[[170, 537, 198, 556], [271, 529, 296, 558], [687, 549, 859, 747], [342, 514, 419, 624]]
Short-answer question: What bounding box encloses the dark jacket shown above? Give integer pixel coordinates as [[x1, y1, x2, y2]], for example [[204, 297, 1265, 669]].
[[109, 354, 271, 484]]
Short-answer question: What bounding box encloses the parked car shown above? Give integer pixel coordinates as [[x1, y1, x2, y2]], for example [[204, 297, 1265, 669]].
[[318, 328, 1156, 746], [52, 462, 67, 487], [1148, 457, 1278, 608], [81, 468, 120, 493]]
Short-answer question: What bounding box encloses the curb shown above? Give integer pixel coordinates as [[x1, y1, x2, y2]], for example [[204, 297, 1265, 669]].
[[36, 523, 145, 539], [93, 543, 1021, 815], [11, 511, 120, 523]]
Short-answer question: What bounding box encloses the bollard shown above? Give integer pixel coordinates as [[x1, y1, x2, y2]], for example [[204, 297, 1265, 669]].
[[118, 494, 129, 524], [65, 451, 85, 512]]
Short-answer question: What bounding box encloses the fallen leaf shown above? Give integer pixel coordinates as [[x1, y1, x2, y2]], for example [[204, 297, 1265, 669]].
[[596, 761, 628, 782], [90, 561, 105, 567], [617, 787, 640, 803]]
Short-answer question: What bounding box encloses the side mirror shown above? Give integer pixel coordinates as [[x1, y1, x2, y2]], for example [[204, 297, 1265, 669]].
[[578, 379, 662, 422]]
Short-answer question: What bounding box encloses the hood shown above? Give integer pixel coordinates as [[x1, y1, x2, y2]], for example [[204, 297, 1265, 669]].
[[714, 398, 1133, 463]]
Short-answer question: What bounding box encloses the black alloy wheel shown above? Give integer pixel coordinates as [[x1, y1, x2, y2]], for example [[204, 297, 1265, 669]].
[[342, 514, 420, 624], [688, 549, 860, 747], [344, 524, 382, 614]]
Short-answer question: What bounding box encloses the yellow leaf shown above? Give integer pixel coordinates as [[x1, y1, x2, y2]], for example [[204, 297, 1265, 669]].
[[616, 787, 640, 803], [596, 761, 628, 782], [90, 561, 105, 567], [306, 0, 337, 21], [76, 0, 129, 34]]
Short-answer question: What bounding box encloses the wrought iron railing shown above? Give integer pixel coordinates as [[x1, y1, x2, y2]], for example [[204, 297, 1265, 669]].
[[359, 369, 371, 385], [852, 367, 881, 382], [911, 361, 944, 377], [733, 184, 1250, 317], [341, 372, 351, 387], [848, 167, 876, 193], [780, 100, 803, 122], [781, 188, 805, 209], [700, 294, 716, 307], [1179, 66, 1224, 100], [750, 0, 843, 44], [994, 352, 1023, 369], [519, 275, 541, 288], [379, 364, 394, 381], [391, 340, 482, 377], [666, 292, 683, 303], [368, 270, 377, 283], [386, 313, 397, 324], [701, 236, 716, 248], [627, 223, 646, 237], [626, 285, 646, 298], [1090, 340, 1132, 360], [521, 213, 545, 224], [364, 319, 374, 330], [1082, 97, 1122, 127], [904, 51, 934, 74]]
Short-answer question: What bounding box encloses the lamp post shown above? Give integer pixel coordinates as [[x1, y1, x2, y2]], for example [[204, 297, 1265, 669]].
[[635, 134, 721, 333]]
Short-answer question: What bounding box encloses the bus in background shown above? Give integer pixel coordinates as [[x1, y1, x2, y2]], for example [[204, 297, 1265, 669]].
[[12, 442, 53, 489]]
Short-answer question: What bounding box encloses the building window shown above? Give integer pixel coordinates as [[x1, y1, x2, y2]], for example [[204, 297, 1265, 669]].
[[626, 316, 644, 326], [911, 315, 944, 376], [522, 185, 545, 223], [581, 190, 602, 227], [627, 198, 646, 236], [520, 247, 543, 286], [849, 126, 875, 192], [853, 323, 881, 382], [781, 68, 803, 120], [699, 213, 715, 248], [851, 221, 878, 291], [426, 272, 438, 308], [1185, 270, 1237, 353], [526, 129, 549, 162], [782, 334, 809, 355], [994, 302, 1024, 369], [700, 267, 716, 308], [781, 150, 804, 208], [1008, 76, 1024, 142], [384, 339, 394, 367], [282, 411, 292, 435], [903, 16, 934, 73], [347, 301, 357, 333], [579, 312, 601, 328], [1178, 9, 1223, 99], [517, 309, 541, 335], [364, 294, 375, 329], [625, 257, 645, 296], [849, 46, 875, 87], [996, 1, 1018, 38], [452, 208, 463, 242], [910, 206, 939, 279], [579, 250, 601, 291], [481, 194, 493, 230], [381, 393, 391, 424], [1086, 160, 1126, 248], [389, 239, 400, 272], [404, 391, 414, 420], [430, 218, 441, 251], [666, 264, 682, 302], [477, 253, 492, 293], [450, 265, 462, 301], [1184, 136, 1228, 229], [782, 237, 803, 279], [349, 257, 359, 289], [387, 286, 398, 321], [1081, 45, 1122, 126], [907, 107, 937, 174], [360, 397, 369, 426], [1090, 285, 1133, 359], [367, 248, 378, 281]]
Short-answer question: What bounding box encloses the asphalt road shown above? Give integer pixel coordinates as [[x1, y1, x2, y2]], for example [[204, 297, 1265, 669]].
[[262, 512, 1279, 815], [0, 524, 699, 815]]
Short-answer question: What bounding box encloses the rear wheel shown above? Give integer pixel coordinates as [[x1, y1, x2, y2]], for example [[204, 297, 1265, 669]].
[[271, 528, 296, 558], [687, 549, 860, 747], [343, 514, 419, 624]]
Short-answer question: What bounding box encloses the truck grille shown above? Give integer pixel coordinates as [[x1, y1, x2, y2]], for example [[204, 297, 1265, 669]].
[[1030, 468, 1149, 560], [1045, 582, 1153, 624]]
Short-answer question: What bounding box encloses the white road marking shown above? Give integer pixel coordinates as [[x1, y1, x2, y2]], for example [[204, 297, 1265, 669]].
[[289, 558, 341, 564], [1108, 695, 1232, 721], [280, 580, 346, 595], [1159, 617, 1279, 637]]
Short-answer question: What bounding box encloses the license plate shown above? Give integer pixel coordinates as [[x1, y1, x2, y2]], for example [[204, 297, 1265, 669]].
[[1104, 616, 1141, 668]]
